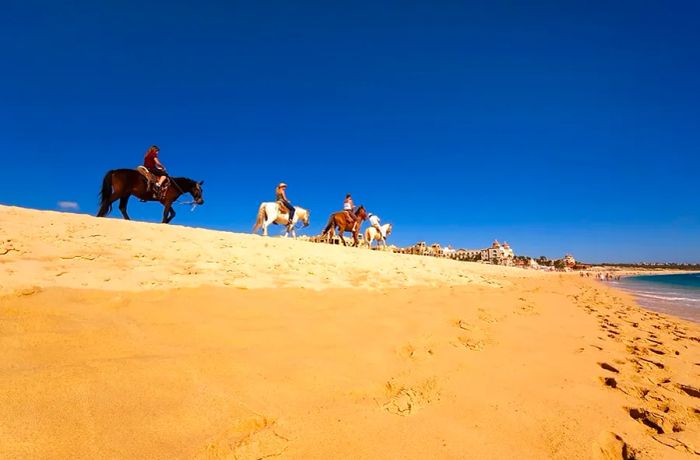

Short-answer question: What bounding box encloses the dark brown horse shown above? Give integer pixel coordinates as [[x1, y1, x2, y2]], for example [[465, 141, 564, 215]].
[[97, 169, 204, 223], [321, 205, 368, 246]]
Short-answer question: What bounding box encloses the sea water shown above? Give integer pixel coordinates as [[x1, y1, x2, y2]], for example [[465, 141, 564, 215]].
[[611, 273, 700, 322]]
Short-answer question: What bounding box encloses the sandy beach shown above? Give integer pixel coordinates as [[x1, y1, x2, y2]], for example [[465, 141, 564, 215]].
[[1, 205, 699, 459]]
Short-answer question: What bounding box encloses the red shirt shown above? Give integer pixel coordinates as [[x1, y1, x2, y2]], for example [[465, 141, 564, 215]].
[[144, 150, 158, 169]]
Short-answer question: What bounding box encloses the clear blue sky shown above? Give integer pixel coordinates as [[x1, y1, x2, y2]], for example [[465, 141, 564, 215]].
[[1, 1, 698, 263]]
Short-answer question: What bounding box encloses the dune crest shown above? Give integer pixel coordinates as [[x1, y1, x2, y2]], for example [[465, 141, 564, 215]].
[[0, 205, 526, 294]]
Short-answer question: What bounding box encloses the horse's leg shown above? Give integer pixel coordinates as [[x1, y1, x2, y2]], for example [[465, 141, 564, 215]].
[[167, 207, 176, 223], [97, 201, 110, 217], [282, 217, 289, 238], [118, 195, 131, 220], [339, 227, 347, 246], [262, 213, 275, 237], [162, 202, 174, 223], [97, 192, 120, 217], [289, 217, 296, 238]]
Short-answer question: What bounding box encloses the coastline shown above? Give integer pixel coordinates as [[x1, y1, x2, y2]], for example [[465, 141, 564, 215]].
[[589, 269, 699, 278], [609, 273, 700, 324], [1, 205, 699, 458]]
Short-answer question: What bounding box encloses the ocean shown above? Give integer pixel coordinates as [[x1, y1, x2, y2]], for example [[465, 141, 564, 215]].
[[611, 272, 700, 322]]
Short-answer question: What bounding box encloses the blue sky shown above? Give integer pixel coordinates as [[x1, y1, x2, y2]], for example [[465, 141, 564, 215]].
[[1, 1, 698, 263]]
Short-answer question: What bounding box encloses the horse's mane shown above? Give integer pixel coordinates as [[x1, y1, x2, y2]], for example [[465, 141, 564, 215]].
[[172, 177, 197, 189]]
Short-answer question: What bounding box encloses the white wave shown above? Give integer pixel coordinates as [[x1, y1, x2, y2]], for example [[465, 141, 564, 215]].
[[634, 293, 700, 303]]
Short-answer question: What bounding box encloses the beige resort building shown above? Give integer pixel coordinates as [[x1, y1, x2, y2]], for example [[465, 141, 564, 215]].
[[481, 240, 515, 265], [563, 254, 576, 267]]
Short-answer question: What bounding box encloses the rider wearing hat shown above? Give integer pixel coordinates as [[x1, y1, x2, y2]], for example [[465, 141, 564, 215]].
[[143, 145, 168, 191], [367, 212, 385, 238], [275, 182, 295, 231]]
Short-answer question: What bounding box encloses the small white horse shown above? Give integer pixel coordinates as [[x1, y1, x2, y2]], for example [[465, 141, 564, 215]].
[[365, 223, 392, 248], [252, 202, 310, 238]]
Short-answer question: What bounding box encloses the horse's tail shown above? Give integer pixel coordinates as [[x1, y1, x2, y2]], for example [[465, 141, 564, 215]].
[[97, 170, 114, 216], [252, 203, 266, 233], [321, 214, 335, 235]]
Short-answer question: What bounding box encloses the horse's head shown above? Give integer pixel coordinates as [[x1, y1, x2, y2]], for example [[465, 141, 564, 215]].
[[189, 180, 205, 205], [301, 209, 310, 227], [356, 205, 367, 220], [386, 223, 392, 236]]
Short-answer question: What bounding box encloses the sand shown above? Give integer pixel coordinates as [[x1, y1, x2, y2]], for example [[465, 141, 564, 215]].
[[1, 205, 699, 459]]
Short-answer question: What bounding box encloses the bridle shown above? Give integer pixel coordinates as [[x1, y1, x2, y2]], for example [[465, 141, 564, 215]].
[[168, 177, 201, 211]]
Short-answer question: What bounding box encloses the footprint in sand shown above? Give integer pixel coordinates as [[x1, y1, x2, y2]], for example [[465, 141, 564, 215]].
[[477, 308, 497, 323], [201, 415, 289, 459], [452, 319, 488, 351], [516, 301, 538, 316], [399, 343, 435, 360], [456, 335, 485, 351], [677, 384, 700, 399], [637, 357, 666, 370], [382, 378, 439, 416], [599, 362, 620, 373], [627, 407, 666, 434], [592, 432, 635, 460]]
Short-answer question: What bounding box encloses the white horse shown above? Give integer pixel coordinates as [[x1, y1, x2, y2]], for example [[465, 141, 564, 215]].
[[252, 202, 310, 237], [365, 223, 392, 248]]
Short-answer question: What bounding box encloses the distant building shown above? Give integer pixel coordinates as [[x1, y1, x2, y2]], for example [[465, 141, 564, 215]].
[[443, 245, 457, 256], [563, 254, 576, 267], [481, 240, 515, 265], [457, 249, 481, 258]]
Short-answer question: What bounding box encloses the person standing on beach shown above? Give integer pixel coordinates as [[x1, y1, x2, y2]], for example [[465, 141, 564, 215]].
[[275, 182, 295, 232]]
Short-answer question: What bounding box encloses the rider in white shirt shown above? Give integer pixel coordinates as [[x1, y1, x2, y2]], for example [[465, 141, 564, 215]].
[[367, 212, 384, 238]]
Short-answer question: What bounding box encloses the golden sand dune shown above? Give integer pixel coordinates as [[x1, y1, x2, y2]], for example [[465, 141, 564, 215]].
[[1, 205, 699, 459], [0, 206, 519, 294]]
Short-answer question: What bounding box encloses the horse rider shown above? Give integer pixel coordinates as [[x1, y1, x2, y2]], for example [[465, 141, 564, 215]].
[[275, 182, 296, 231], [367, 212, 385, 239], [143, 145, 168, 193], [344, 194, 358, 226]]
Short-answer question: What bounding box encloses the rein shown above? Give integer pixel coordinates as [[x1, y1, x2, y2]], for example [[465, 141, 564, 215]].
[[169, 177, 199, 211]]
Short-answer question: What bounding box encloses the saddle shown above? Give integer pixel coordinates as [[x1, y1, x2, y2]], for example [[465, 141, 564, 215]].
[[136, 166, 169, 200], [276, 200, 289, 214]]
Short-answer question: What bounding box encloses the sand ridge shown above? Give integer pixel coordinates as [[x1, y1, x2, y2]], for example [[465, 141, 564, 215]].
[[0, 205, 525, 294]]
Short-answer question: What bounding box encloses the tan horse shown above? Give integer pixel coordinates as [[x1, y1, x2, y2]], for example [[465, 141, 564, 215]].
[[321, 205, 367, 247], [365, 223, 392, 249], [252, 202, 310, 238]]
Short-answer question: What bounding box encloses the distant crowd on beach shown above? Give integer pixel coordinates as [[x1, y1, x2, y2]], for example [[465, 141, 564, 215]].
[[580, 272, 621, 281]]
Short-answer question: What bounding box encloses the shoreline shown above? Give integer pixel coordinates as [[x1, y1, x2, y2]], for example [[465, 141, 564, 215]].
[[609, 274, 700, 324]]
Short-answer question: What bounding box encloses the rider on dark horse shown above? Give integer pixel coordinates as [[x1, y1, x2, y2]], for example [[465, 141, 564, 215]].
[[275, 182, 296, 232], [144, 145, 168, 197]]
